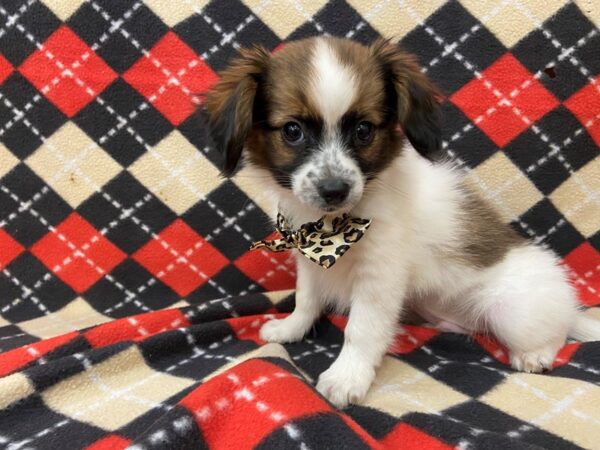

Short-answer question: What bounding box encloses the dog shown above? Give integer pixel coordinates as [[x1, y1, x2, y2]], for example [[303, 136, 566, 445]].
[[204, 36, 600, 408]]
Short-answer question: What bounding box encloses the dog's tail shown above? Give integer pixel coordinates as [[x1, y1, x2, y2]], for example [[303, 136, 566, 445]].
[[569, 313, 600, 342]]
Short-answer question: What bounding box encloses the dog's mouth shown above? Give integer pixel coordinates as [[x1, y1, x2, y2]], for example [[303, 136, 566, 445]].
[[296, 191, 361, 216]]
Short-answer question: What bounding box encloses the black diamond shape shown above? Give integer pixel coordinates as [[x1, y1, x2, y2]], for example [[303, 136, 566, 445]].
[[224, 292, 273, 316], [220, 16, 280, 73], [0, 73, 66, 159], [289, 0, 379, 45], [0, 164, 71, 246], [441, 102, 499, 168], [84, 0, 138, 17], [515, 198, 584, 257], [183, 293, 271, 326], [84, 259, 178, 318], [446, 400, 582, 450], [139, 321, 256, 379], [0, 395, 106, 450], [549, 347, 600, 386], [124, 406, 208, 450], [0, 324, 39, 352], [209, 226, 253, 261], [344, 405, 398, 440], [173, 15, 222, 63], [278, 318, 344, 382], [183, 180, 246, 231], [0, 253, 76, 322], [504, 113, 577, 196], [187, 264, 253, 302], [401, 333, 508, 397], [512, 3, 600, 100], [74, 79, 173, 167], [178, 107, 224, 170], [184, 187, 273, 260], [68, 2, 168, 73], [402, 1, 506, 94], [77, 171, 177, 254], [258, 413, 371, 450], [28, 341, 126, 392], [177, 0, 280, 73], [567, 341, 600, 379], [403, 411, 534, 450], [540, 107, 596, 171], [0, 1, 61, 66], [590, 231, 600, 254]]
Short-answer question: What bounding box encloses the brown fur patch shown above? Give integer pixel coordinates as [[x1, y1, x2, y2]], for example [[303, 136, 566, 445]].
[[243, 40, 320, 175], [456, 181, 525, 268]]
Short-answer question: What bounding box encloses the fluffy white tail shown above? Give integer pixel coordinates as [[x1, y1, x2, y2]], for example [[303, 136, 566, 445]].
[[569, 314, 600, 342]]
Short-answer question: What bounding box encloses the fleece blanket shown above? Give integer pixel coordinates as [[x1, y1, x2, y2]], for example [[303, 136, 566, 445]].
[[0, 0, 599, 449]]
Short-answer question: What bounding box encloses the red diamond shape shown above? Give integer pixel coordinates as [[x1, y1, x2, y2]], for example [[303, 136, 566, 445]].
[[180, 359, 332, 450], [85, 435, 131, 450], [235, 233, 296, 291], [123, 32, 219, 125], [389, 325, 439, 354], [563, 242, 600, 306], [85, 309, 189, 348], [31, 213, 126, 293], [19, 26, 117, 117], [0, 53, 13, 85], [0, 229, 24, 270], [0, 331, 78, 377], [451, 53, 559, 147], [565, 77, 600, 146], [382, 423, 453, 450], [133, 219, 228, 297]]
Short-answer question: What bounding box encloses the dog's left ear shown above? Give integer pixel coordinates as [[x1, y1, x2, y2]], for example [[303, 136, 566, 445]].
[[371, 39, 442, 160], [203, 45, 270, 176]]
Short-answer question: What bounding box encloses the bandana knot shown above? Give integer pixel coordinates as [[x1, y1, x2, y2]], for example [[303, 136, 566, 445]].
[[250, 212, 371, 269]]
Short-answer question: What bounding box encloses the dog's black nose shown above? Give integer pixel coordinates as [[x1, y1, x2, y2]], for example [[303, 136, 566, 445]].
[[317, 178, 350, 205]]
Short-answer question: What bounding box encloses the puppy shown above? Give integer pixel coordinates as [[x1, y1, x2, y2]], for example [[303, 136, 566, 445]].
[[204, 37, 600, 408]]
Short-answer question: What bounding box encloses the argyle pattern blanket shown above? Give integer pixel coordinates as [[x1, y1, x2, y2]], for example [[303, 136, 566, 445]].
[[0, 0, 599, 449]]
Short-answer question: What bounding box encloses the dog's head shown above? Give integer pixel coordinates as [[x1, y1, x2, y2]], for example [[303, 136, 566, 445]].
[[204, 37, 441, 213]]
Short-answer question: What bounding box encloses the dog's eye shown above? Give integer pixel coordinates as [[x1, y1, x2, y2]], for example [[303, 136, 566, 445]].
[[282, 122, 304, 144], [355, 121, 374, 145]]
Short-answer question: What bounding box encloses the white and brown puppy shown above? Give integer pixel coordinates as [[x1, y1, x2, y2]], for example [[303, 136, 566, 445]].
[[204, 37, 600, 408]]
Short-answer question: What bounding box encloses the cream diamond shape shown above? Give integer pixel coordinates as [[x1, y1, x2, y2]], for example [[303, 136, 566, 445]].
[[462, 0, 565, 47], [232, 165, 277, 217], [467, 152, 542, 223], [242, 0, 328, 39], [550, 158, 600, 238], [26, 123, 121, 208], [129, 130, 221, 215], [145, 0, 204, 27], [576, 0, 600, 27], [481, 372, 600, 450], [18, 297, 112, 339], [0, 143, 18, 179], [347, 0, 444, 39], [42, 0, 86, 20], [42, 346, 195, 430], [361, 356, 469, 415], [0, 373, 34, 410]]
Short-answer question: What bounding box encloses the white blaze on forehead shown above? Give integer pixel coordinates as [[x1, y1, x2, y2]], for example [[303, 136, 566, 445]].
[[310, 38, 357, 128]]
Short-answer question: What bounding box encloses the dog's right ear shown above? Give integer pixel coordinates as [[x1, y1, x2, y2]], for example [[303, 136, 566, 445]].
[[203, 46, 270, 176]]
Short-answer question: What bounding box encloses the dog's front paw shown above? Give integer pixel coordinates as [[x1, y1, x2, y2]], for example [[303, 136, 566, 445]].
[[316, 360, 375, 408], [259, 317, 306, 344]]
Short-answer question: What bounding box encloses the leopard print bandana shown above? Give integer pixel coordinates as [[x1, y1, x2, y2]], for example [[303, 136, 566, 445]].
[[250, 213, 372, 269]]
